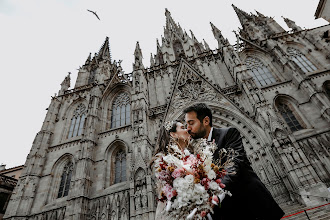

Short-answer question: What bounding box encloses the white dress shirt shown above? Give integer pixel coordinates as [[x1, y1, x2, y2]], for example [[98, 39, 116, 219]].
[[207, 127, 214, 142]]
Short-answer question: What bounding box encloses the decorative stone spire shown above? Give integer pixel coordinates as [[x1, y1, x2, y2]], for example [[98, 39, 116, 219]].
[[190, 30, 197, 42], [85, 53, 92, 65], [97, 36, 111, 61], [150, 53, 155, 67], [164, 8, 184, 39], [232, 4, 252, 26], [203, 39, 210, 51], [165, 8, 178, 32], [282, 16, 302, 32], [210, 22, 229, 48], [133, 41, 144, 70], [255, 10, 266, 18], [59, 72, 71, 95]]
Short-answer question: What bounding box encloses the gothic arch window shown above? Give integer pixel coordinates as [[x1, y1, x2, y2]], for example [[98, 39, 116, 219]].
[[173, 40, 185, 59], [276, 101, 303, 132], [114, 149, 126, 184], [287, 47, 317, 73], [323, 81, 330, 100], [57, 162, 73, 198], [245, 56, 277, 87], [68, 104, 86, 138], [111, 93, 131, 129]]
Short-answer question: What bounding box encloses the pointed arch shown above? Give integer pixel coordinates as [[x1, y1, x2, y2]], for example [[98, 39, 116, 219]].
[[287, 47, 317, 73], [111, 93, 131, 129], [60, 98, 87, 141], [245, 56, 277, 87], [323, 80, 330, 100], [67, 103, 86, 138], [46, 154, 75, 203], [57, 162, 73, 198], [273, 95, 307, 132], [104, 140, 129, 187], [100, 84, 131, 131]]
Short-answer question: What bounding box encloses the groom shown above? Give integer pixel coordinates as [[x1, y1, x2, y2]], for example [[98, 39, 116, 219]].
[[184, 103, 284, 220]]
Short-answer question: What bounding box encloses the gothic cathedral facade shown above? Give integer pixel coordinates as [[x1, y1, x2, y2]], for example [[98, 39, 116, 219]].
[[4, 5, 330, 220]]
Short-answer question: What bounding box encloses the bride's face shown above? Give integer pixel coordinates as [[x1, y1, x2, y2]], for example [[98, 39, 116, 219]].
[[172, 122, 190, 141]]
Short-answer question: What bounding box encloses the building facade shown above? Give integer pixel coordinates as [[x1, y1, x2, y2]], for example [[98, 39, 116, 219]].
[[315, 0, 330, 22], [0, 165, 24, 219], [4, 5, 330, 220]]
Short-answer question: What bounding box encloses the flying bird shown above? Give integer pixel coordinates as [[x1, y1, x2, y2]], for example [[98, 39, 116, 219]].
[[87, 9, 100, 20]]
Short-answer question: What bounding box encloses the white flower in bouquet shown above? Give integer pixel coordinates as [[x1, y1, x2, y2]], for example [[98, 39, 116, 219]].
[[207, 170, 216, 180], [154, 139, 236, 219]]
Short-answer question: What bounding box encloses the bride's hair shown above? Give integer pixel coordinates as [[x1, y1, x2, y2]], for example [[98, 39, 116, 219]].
[[149, 120, 179, 169], [150, 120, 194, 169], [154, 120, 179, 156]]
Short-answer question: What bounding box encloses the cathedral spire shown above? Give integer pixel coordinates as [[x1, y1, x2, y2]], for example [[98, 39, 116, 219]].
[[59, 72, 71, 95], [150, 53, 155, 67], [133, 41, 144, 70], [203, 39, 210, 51], [282, 16, 302, 32], [165, 8, 178, 31], [210, 22, 229, 48], [164, 8, 183, 38], [255, 10, 266, 18], [97, 36, 111, 61], [190, 30, 198, 42], [232, 4, 252, 26], [85, 53, 92, 65]]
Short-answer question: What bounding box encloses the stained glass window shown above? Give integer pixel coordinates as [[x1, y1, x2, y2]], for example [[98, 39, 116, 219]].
[[287, 47, 317, 73], [277, 102, 303, 132], [114, 150, 126, 184], [245, 57, 277, 87], [111, 93, 130, 129], [68, 104, 86, 138], [57, 162, 73, 198]]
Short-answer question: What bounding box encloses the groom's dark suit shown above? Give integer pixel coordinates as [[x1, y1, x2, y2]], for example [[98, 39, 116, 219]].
[[211, 127, 284, 220]]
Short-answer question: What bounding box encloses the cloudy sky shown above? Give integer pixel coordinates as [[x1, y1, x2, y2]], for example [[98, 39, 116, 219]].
[[0, 0, 327, 169]]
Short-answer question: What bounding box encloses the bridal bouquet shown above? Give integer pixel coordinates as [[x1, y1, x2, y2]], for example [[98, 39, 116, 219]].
[[154, 139, 236, 219]]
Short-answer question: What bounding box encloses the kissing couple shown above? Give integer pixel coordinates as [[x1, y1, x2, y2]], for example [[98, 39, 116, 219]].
[[152, 103, 284, 220]]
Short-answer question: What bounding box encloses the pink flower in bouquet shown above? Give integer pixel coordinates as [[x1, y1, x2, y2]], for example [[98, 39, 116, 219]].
[[201, 178, 210, 190], [212, 195, 219, 205], [200, 211, 207, 217], [184, 155, 198, 166], [158, 170, 170, 182], [172, 168, 185, 178], [163, 184, 175, 200], [219, 183, 226, 189]]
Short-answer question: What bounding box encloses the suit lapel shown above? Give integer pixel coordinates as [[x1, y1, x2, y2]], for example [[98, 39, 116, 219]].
[[211, 127, 221, 144]]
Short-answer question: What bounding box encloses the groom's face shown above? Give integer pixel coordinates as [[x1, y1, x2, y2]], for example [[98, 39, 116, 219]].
[[185, 111, 206, 139]]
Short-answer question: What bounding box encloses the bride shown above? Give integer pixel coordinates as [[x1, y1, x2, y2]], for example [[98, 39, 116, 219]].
[[151, 120, 192, 219]]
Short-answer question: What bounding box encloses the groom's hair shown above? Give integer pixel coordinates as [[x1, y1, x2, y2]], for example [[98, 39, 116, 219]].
[[183, 103, 212, 127]]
